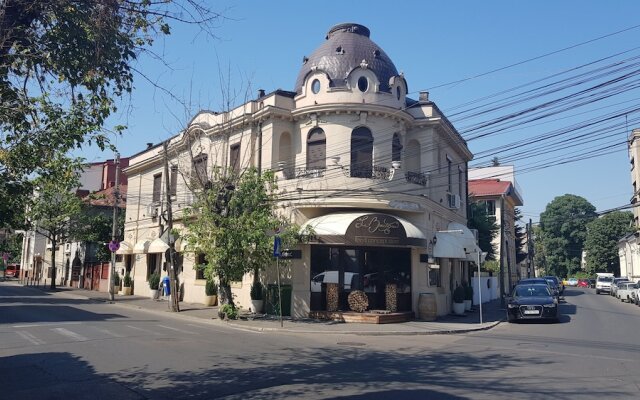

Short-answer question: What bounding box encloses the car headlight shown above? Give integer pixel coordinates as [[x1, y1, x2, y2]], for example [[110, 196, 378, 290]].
[[543, 303, 557, 308], [508, 303, 519, 309]]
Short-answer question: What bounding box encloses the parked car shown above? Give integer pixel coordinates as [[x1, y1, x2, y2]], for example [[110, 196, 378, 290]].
[[588, 278, 596, 288], [595, 273, 614, 294], [567, 277, 579, 287], [543, 276, 564, 295], [507, 284, 559, 323], [610, 277, 630, 297], [616, 282, 638, 303], [632, 284, 640, 305], [577, 279, 590, 288]]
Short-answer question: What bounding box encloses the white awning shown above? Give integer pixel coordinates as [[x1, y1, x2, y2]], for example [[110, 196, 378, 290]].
[[433, 232, 467, 259], [115, 241, 134, 255], [433, 222, 482, 261], [300, 212, 427, 247], [147, 238, 170, 253], [133, 240, 150, 254]]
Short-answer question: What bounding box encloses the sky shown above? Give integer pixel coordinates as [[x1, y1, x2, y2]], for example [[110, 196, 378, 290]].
[[84, 1, 640, 224]]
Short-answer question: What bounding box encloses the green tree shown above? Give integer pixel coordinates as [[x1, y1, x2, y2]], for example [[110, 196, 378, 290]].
[[539, 194, 597, 278], [184, 168, 306, 306], [467, 201, 499, 261], [514, 208, 528, 264], [25, 157, 83, 290], [0, 231, 23, 263], [584, 211, 634, 275], [533, 225, 547, 275], [0, 0, 223, 229]]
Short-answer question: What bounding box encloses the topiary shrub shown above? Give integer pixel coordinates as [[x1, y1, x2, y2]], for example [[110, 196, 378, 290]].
[[205, 279, 217, 296], [123, 272, 132, 287], [464, 285, 473, 301], [218, 303, 237, 320], [453, 285, 465, 303]]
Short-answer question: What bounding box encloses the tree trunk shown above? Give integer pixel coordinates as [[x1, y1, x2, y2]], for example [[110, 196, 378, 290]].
[[218, 275, 233, 306], [50, 239, 57, 290]]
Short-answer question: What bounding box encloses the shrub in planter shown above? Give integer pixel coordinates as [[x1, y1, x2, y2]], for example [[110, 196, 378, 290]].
[[149, 273, 161, 290], [205, 280, 217, 296], [113, 273, 121, 288], [464, 284, 473, 301], [123, 272, 132, 287], [250, 282, 264, 300], [453, 285, 465, 304]]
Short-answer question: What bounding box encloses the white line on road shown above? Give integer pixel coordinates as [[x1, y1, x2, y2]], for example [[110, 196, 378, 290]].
[[51, 327, 88, 342], [125, 325, 161, 335], [156, 324, 198, 335], [92, 328, 123, 338], [16, 330, 45, 345], [12, 321, 83, 328]]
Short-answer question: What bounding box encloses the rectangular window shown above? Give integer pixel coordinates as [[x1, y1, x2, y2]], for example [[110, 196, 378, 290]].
[[429, 266, 441, 287], [485, 200, 496, 216], [170, 165, 178, 197], [458, 166, 464, 199], [152, 173, 162, 203], [447, 156, 453, 193], [196, 253, 207, 280], [191, 155, 208, 186], [146, 254, 158, 280], [230, 143, 240, 174]]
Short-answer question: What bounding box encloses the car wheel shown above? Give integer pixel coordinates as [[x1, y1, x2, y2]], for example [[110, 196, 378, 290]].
[[596, 290, 600, 294]]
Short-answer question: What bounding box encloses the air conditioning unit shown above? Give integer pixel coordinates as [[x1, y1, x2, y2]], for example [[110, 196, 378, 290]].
[[146, 204, 159, 218], [447, 193, 461, 209]]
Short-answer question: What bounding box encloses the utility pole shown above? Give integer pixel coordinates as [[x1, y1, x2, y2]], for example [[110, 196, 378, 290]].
[[163, 141, 180, 312], [499, 195, 506, 308], [109, 153, 121, 301]]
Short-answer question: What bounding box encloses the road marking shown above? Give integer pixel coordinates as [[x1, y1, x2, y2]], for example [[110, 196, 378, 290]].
[[12, 321, 82, 329], [51, 327, 88, 342], [156, 324, 198, 335], [16, 330, 45, 345], [125, 325, 162, 335], [92, 328, 123, 338]]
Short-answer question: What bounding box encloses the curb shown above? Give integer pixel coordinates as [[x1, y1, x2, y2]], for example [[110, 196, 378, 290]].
[[6, 282, 504, 336]]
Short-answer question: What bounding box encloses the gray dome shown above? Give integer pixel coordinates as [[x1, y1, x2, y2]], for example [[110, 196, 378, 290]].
[[295, 23, 398, 94]]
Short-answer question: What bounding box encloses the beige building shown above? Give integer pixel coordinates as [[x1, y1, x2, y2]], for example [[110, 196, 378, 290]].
[[119, 23, 479, 318], [619, 128, 640, 280]]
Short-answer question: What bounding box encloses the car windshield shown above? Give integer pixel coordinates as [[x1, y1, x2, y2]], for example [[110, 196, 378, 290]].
[[544, 277, 559, 284], [514, 285, 551, 297], [598, 277, 612, 282]]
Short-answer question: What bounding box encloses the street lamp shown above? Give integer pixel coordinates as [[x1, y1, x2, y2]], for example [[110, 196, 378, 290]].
[[475, 250, 488, 325]]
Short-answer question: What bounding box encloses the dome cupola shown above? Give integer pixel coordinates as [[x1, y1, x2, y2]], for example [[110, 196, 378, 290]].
[[295, 23, 399, 94]]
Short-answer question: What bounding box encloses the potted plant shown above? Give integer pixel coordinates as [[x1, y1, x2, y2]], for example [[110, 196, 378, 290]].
[[250, 281, 264, 313], [122, 272, 132, 295], [218, 303, 237, 320], [113, 273, 121, 291], [464, 284, 473, 311], [204, 279, 217, 306], [149, 273, 160, 300], [452, 285, 466, 315]]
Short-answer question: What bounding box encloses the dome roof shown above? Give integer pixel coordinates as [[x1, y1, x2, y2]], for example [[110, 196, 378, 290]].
[[295, 23, 399, 94]]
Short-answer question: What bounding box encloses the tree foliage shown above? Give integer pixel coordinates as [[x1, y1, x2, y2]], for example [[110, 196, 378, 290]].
[[25, 156, 83, 289], [0, 231, 23, 263], [467, 201, 499, 261], [0, 0, 223, 228], [184, 168, 307, 306], [584, 211, 633, 275], [538, 194, 597, 278], [514, 208, 528, 264]]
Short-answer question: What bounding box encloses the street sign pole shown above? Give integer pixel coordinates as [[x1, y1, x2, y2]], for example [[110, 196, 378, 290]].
[[273, 236, 283, 327], [109, 153, 121, 301]]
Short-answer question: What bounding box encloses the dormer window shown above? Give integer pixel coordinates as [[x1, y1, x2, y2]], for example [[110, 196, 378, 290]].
[[373, 49, 380, 58], [357, 76, 368, 92], [336, 46, 344, 54], [311, 79, 321, 94]]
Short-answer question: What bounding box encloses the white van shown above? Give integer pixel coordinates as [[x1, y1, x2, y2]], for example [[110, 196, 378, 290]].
[[595, 272, 614, 295]]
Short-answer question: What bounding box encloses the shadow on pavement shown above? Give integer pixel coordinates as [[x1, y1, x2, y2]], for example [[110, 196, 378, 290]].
[[0, 305, 126, 324]]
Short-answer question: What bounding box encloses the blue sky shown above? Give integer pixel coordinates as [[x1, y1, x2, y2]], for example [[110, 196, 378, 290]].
[[88, 1, 640, 223]]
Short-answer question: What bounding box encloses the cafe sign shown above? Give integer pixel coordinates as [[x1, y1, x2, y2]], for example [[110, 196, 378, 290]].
[[345, 214, 407, 246]]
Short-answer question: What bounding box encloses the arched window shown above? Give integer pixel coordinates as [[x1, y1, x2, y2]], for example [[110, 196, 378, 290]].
[[392, 133, 402, 162], [306, 128, 326, 170], [351, 127, 373, 178], [405, 139, 421, 172], [279, 132, 293, 179]]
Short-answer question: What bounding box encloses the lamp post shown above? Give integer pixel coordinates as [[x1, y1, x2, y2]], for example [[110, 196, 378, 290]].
[[476, 250, 487, 325]]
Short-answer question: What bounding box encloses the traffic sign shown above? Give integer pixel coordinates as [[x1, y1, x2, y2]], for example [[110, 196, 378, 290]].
[[108, 241, 120, 252], [273, 236, 281, 257]]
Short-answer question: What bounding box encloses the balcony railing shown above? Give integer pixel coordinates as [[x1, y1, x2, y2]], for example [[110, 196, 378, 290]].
[[405, 171, 428, 186]]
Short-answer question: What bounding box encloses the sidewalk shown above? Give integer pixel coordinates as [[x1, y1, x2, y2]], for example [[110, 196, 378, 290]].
[[8, 281, 505, 336]]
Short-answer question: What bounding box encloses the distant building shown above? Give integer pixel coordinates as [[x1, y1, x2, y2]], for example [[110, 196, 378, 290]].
[[619, 128, 640, 279], [469, 166, 524, 294]]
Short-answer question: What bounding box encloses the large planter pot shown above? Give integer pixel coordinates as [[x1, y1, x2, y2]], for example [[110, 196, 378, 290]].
[[452, 301, 466, 315], [464, 299, 472, 311], [204, 295, 217, 307], [122, 286, 132, 296], [150, 289, 158, 300], [251, 299, 264, 313]]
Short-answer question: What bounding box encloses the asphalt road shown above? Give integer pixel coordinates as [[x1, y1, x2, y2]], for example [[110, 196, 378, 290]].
[[2, 283, 640, 399]]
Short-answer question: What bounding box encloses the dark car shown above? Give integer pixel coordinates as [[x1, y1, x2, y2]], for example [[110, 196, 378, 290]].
[[519, 278, 559, 299], [507, 284, 559, 323], [543, 276, 564, 295]]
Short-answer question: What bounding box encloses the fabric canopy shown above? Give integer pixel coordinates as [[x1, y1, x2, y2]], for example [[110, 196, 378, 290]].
[[147, 238, 169, 253], [433, 222, 482, 261], [133, 240, 151, 254], [115, 241, 134, 255]]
